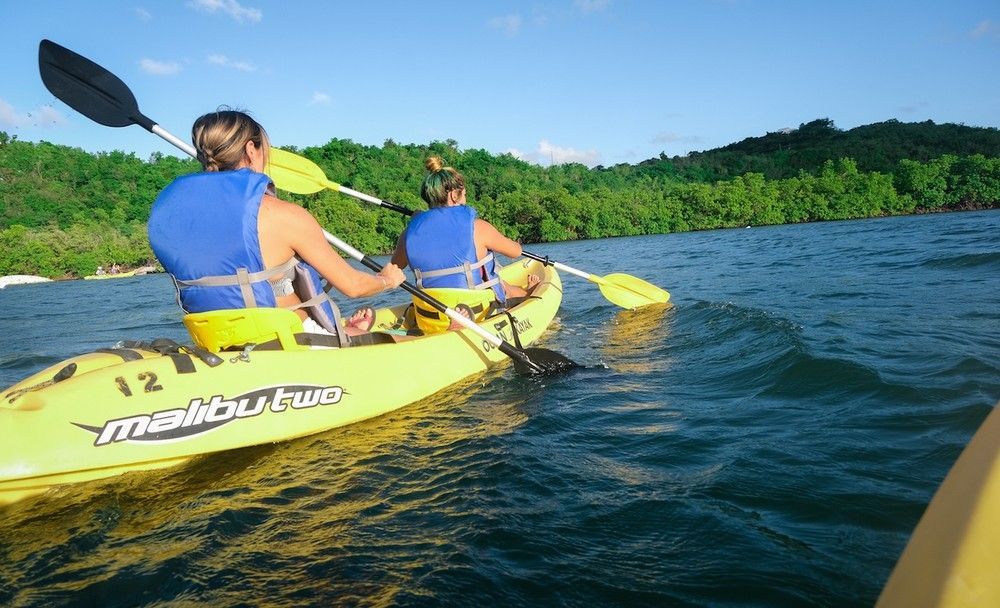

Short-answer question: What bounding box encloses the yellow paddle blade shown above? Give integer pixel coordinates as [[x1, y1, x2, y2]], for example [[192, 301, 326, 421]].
[[266, 148, 338, 195], [593, 273, 671, 309]]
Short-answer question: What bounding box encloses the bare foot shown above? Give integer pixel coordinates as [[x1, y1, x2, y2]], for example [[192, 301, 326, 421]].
[[344, 307, 374, 335], [501, 274, 542, 299]]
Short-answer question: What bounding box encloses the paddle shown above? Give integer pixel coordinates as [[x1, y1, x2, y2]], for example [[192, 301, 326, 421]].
[[319, 231, 576, 375], [37, 39, 577, 375], [266, 147, 671, 309], [38, 40, 197, 158]]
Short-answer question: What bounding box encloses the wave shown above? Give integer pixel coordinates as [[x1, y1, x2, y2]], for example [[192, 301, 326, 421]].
[[757, 348, 933, 406], [920, 251, 1000, 270], [665, 300, 964, 418], [0, 353, 59, 369], [669, 300, 807, 392]]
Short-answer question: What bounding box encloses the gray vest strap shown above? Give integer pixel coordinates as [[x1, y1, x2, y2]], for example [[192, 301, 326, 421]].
[[170, 256, 352, 348], [292, 267, 350, 347], [172, 256, 300, 308], [412, 252, 501, 291]]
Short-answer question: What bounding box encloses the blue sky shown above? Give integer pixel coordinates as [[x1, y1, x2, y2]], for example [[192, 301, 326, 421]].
[[2, 1, 998, 168]]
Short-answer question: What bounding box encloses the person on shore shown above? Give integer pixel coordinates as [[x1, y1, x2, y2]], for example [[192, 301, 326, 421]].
[[148, 109, 404, 345], [390, 156, 539, 333]]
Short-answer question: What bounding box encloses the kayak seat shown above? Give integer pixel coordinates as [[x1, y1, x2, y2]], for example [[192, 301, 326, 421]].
[[183, 308, 308, 352], [411, 287, 497, 335]]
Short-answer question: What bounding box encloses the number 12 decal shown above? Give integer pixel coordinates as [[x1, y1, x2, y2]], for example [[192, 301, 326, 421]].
[[115, 372, 164, 397]]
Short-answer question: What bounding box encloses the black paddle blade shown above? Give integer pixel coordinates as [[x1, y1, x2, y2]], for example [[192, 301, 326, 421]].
[[512, 347, 581, 376], [38, 39, 153, 130]]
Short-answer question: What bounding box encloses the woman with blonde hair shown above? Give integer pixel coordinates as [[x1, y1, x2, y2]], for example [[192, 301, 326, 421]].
[[390, 156, 537, 333], [148, 109, 404, 345]]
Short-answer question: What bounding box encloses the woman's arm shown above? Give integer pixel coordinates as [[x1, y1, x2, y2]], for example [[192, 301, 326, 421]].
[[262, 195, 403, 297], [474, 218, 522, 259], [390, 229, 408, 268]]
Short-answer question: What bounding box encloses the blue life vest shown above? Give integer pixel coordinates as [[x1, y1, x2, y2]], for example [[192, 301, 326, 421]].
[[404, 205, 505, 301], [148, 169, 346, 341]]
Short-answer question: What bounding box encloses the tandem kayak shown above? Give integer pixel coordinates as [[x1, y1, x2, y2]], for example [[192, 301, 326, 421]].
[[83, 270, 138, 280], [0, 260, 562, 506], [877, 402, 1000, 607]]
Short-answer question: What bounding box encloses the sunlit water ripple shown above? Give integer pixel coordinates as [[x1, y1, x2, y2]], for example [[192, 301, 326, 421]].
[[1, 210, 997, 606]]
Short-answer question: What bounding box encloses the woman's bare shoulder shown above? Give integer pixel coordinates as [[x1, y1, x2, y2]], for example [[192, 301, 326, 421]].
[[474, 217, 504, 238], [261, 194, 315, 226]]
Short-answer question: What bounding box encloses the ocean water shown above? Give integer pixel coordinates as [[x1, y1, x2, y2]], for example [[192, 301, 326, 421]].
[[0, 210, 997, 607]]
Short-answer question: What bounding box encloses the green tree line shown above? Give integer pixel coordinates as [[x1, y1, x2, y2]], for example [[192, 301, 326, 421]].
[[0, 119, 997, 278], [632, 118, 1000, 181]]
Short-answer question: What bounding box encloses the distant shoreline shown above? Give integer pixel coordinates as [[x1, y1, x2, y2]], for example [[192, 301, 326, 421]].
[[3, 208, 996, 280]]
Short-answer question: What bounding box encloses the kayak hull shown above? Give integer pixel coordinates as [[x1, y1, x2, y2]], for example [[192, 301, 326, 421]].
[[1, 260, 561, 505], [877, 401, 1000, 607]]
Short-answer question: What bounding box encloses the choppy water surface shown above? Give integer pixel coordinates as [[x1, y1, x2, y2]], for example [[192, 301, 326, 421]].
[[1, 211, 997, 607]]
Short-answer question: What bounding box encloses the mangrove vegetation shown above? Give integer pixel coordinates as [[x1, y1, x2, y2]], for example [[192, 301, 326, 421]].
[[0, 119, 997, 278]]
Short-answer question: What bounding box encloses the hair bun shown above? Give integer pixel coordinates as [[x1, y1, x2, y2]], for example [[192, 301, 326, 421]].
[[425, 156, 444, 172]]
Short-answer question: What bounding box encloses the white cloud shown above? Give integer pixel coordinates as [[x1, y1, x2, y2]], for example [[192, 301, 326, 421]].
[[139, 58, 181, 75], [207, 54, 257, 72], [509, 140, 600, 167], [36, 106, 67, 126], [531, 11, 549, 27], [0, 99, 28, 128], [187, 0, 262, 23], [575, 0, 610, 14], [970, 19, 997, 39], [309, 92, 331, 106], [135, 7, 152, 21], [542, 140, 599, 165], [0, 99, 67, 129], [489, 14, 523, 36]]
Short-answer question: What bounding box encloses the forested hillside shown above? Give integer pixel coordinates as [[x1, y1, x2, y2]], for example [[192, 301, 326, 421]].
[[629, 118, 1000, 181], [0, 119, 997, 278]]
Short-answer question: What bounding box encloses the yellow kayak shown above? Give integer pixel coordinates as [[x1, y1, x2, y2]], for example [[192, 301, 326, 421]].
[[0, 260, 562, 506], [877, 402, 1000, 607]]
